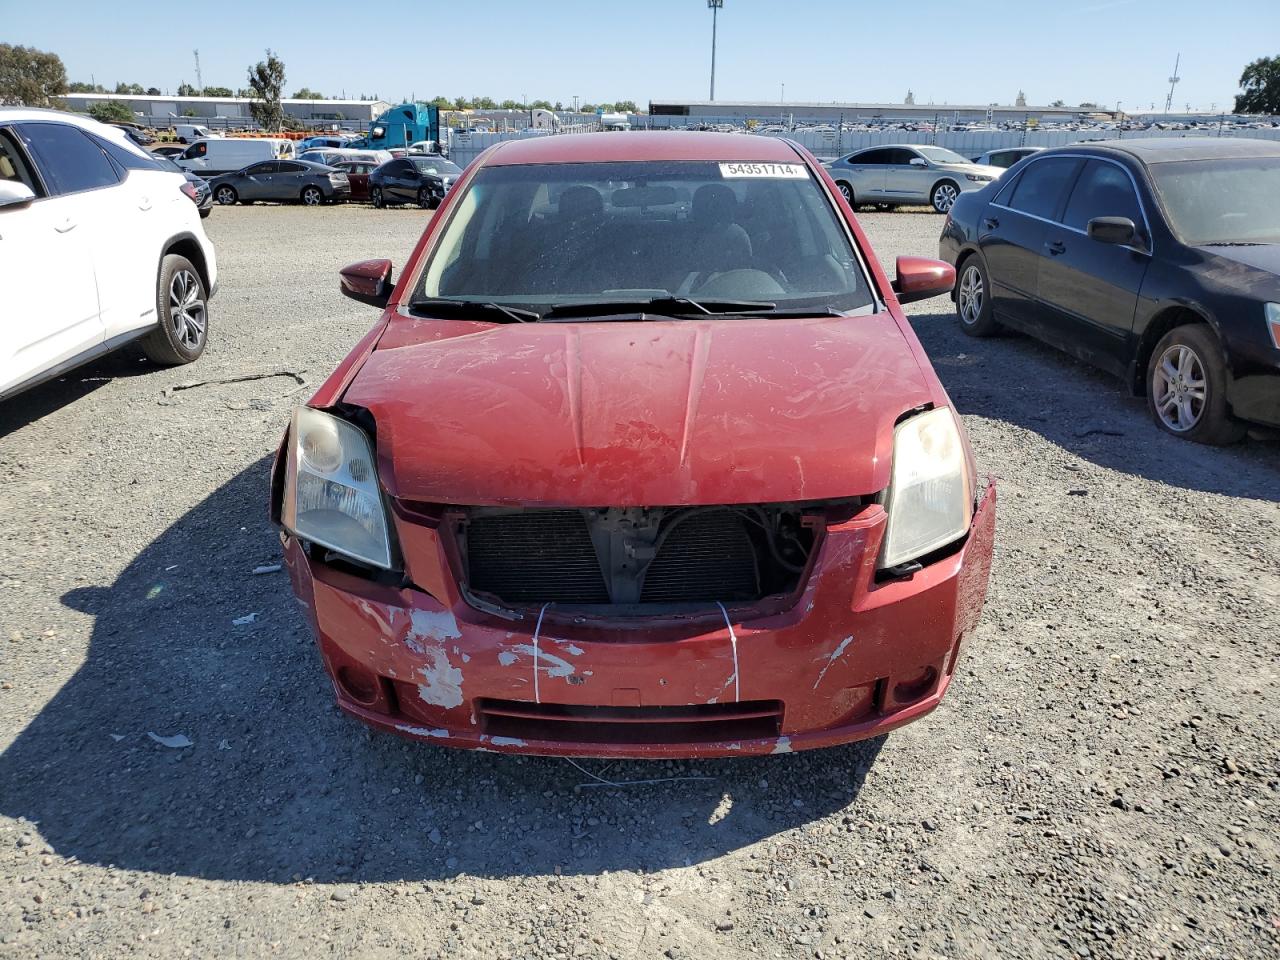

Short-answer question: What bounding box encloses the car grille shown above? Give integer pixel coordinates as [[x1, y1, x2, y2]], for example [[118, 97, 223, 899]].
[[476, 698, 784, 745], [465, 510, 610, 605]]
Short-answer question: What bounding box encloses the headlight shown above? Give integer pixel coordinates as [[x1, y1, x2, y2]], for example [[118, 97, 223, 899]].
[[880, 407, 974, 569], [282, 407, 393, 569], [965, 173, 994, 182], [1266, 302, 1280, 349]]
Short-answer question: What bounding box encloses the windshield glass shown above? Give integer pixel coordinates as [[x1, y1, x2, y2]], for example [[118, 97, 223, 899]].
[[1150, 157, 1280, 245], [412, 157, 462, 176], [417, 159, 873, 314], [917, 146, 970, 165]]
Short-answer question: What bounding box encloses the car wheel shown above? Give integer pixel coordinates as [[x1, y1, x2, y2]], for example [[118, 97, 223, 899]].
[[371, 186, 385, 208], [301, 186, 323, 206], [417, 188, 433, 209], [836, 181, 855, 206], [142, 254, 208, 366], [931, 180, 960, 213], [1146, 325, 1246, 445], [954, 256, 999, 337], [214, 185, 237, 205]]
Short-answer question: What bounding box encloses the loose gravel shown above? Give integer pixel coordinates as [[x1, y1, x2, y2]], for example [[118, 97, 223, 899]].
[[0, 202, 1277, 960]]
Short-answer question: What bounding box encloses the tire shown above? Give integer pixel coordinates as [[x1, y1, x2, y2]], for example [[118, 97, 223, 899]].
[[199, 207, 211, 219], [142, 254, 208, 366], [1146, 325, 1246, 445], [836, 181, 855, 206], [931, 179, 960, 214], [214, 185, 237, 205], [371, 186, 385, 208], [417, 188, 433, 210], [301, 186, 323, 206], [954, 255, 1000, 337]]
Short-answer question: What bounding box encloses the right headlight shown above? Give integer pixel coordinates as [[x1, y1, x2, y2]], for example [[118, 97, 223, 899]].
[[282, 406, 393, 570], [879, 407, 974, 570]]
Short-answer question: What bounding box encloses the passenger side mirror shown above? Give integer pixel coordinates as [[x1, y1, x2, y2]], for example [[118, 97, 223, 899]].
[[0, 181, 35, 210], [892, 256, 956, 305], [1087, 216, 1138, 246], [909, 157, 928, 167], [339, 258, 395, 309]]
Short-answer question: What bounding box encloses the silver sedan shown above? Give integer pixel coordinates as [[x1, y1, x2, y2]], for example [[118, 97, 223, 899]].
[[823, 145, 1003, 213]]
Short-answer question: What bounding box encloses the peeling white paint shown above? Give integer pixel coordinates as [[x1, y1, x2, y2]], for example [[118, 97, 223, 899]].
[[812, 635, 854, 689], [561, 643, 585, 656], [394, 725, 451, 739], [489, 736, 527, 748], [726, 743, 742, 751], [772, 736, 793, 754], [497, 651, 519, 667], [356, 598, 395, 636], [408, 609, 462, 643], [512, 643, 575, 679], [416, 648, 465, 709], [460, 652, 471, 663]]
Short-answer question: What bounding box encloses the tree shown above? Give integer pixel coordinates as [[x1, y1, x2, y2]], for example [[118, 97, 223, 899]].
[[1049, 99, 1066, 108], [454, 96, 472, 110], [580, 103, 597, 113], [292, 87, 323, 100], [530, 99, 553, 110], [0, 43, 69, 107], [203, 86, 232, 98], [69, 81, 105, 93], [614, 99, 637, 113], [553, 101, 564, 111], [473, 96, 497, 109], [88, 99, 135, 123], [246, 49, 286, 129], [429, 95, 454, 110], [146, 87, 161, 96], [177, 82, 198, 96], [1235, 55, 1280, 114], [114, 82, 144, 95], [1078, 101, 1099, 109], [499, 99, 523, 110]]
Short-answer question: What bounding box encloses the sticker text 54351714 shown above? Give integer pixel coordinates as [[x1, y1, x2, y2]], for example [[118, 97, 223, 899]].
[[718, 162, 809, 180]]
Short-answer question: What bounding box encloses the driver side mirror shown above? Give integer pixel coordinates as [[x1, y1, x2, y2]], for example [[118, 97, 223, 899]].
[[0, 181, 35, 210], [339, 258, 394, 309], [909, 157, 929, 167], [892, 256, 956, 304], [1087, 216, 1138, 246]]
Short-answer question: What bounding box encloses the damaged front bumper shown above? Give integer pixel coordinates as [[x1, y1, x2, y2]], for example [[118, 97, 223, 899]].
[[283, 482, 996, 759]]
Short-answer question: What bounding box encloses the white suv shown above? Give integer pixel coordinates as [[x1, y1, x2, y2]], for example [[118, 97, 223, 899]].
[[0, 109, 218, 400]]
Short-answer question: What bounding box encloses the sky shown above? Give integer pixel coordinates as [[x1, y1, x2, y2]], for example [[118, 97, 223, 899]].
[[6, 0, 1279, 112]]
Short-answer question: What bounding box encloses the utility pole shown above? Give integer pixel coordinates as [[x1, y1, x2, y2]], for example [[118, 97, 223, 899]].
[[708, 0, 723, 101], [193, 49, 202, 94], [1164, 53, 1180, 114]]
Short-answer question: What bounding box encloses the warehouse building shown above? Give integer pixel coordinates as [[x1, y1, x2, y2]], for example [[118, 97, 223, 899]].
[[61, 93, 391, 125], [648, 99, 1087, 124]]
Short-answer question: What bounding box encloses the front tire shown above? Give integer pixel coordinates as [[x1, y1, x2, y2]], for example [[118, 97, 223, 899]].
[[371, 186, 385, 208], [1146, 325, 1245, 445], [214, 185, 237, 205], [417, 188, 434, 210], [954, 255, 999, 337], [931, 180, 960, 213], [142, 255, 208, 366], [836, 181, 855, 206], [301, 186, 323, 206]]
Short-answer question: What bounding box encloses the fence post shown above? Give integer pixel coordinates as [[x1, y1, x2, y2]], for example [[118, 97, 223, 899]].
[[837, 112, 843, 156]]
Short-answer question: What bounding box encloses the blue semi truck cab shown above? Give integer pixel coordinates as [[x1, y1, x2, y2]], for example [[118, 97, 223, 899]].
[[348, 103, 449, 154]]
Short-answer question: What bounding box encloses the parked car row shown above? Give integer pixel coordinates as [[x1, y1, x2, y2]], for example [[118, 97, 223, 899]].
[[823, 145, 1003, 213]]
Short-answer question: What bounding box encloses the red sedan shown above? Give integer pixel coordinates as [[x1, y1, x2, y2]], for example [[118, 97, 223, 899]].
[[272, 132, 996, 758]]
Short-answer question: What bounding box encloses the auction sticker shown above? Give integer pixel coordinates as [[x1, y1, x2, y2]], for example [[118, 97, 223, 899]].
[[719, 162, 808, 179]]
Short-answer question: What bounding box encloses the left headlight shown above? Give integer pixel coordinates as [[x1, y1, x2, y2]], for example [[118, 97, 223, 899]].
[[965, 173, 994, 183], [879, 407, 974, 570], [282, 406, 393, 569]]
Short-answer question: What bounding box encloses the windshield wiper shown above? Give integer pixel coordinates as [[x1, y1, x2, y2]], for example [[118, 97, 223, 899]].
[[406, 299, 540, 323], [1200, 241, 1272, 247], [541, 296, 776, 320]]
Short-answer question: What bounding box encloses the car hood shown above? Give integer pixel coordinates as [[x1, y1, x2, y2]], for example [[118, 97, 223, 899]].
[[342, 313, 934, 507], [1194, 243, 1280, 276], [938, 161, 1004, 178]]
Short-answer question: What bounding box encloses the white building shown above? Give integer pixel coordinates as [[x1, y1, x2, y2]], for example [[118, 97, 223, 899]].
[[61, 93, 391, 125]]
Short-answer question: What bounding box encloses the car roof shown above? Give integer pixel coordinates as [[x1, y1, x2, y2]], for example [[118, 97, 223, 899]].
[[0, 106, 159, 162], [1057, 137, 1280, 164], [483, 131, 804, 166]]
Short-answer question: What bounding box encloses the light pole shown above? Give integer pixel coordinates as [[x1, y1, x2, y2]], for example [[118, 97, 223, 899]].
[[708, 0, 723, 102]]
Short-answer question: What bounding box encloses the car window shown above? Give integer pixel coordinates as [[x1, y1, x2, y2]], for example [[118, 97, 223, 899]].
[[92, 133, 163, 172], [183, 142, 207, 159], [885, 148, 919, 166], [410, 157, 463, 177], [989, 152, 1018, 169], [245, 162, 275, 175], [0, 128, 42, 195], [18, 122, 120, 195], [1005, 157, 1082, 220], [1062, 160, 1143, 232], [1149, 156, 1280, 245], [277, 162, 307, 174], [850, 149, 892, 165], [916, 146, 970, 165], [417, 159, 874, 315]]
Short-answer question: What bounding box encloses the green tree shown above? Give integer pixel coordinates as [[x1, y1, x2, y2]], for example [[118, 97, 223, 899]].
[[499, 98, 523, 109], [1078, 101, 1099, 109], [292, 86, 324, 99], [69, 81, 105, 93], [146, 86, 161, 96], [0, 43, 69, 106], [177, 82, 198, 96], [88, 99, 135, 123], [454, 96, 472, 109], [530, 99, 553, 110], [1235, 55, 1280, 114], [1049, 99, 1066, 108], [246, 49, 286, 129], [114, 82, 144, 95], [596, 103, 615, 113], [580, 103, 596, 113], [473, 96, 497, 109], [553, 101, 564, 111], [429, 95, 454, 110], [614, 99, 637, 112], [203, 85, 233, 97]]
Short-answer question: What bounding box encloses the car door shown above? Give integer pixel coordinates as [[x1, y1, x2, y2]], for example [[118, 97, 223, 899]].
[[239, 161, 276, 200], [883, 148, 929, 200], [0, 125, 102, 394], [178, 139, 209, 174], [387, 159, 419, 202], [1035, 158, 1151, 375], [273, 161, 309, 201], [344, 163, 370, 200], [980, 156, 1083, 331]]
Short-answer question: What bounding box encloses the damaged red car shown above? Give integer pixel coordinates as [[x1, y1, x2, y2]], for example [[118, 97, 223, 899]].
[[272, 132, 996, 758]]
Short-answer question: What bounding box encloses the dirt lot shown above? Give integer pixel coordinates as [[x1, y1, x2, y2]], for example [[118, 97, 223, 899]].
[[1, 203, 1277, 960]]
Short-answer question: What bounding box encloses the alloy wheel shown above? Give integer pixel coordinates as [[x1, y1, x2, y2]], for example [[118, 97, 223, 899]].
[[838, 182, 853, 203], [933, 183, 959, 212], [303, 187, 322, 206], [957, 265, 983, 325], [215, 186, 235, 205], [1152, 343, 1207, 432], [168, 269, 206, 351]]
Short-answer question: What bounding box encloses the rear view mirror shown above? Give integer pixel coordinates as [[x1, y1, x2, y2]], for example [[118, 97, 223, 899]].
[[909, 157, 928, 167], [0, 181, 35, 210], [339, 259, 394, 309], [892, 255, 956, 305], [1087, 216, 1138, 246]]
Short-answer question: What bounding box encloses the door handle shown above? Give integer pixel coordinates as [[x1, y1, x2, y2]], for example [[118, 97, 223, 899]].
[[138, 196, 152, 211], [55, 217, 76, 233], [983, 216, 999, 230], [1048, 240, 1066, 256]]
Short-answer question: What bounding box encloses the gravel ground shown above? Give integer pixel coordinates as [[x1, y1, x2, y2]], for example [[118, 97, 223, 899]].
[[1, 202, 1277, 960]]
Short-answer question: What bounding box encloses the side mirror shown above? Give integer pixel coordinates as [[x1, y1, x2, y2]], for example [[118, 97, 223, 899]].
[[0, 180, 35, 210], [339, 258, 394, 308], [892, 255, 956, 305], [1087, 216, 1138, 246], [909, 157, 929, 167]]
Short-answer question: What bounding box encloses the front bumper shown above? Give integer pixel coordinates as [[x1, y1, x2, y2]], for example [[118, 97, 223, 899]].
[[284, 482, 996, 759]]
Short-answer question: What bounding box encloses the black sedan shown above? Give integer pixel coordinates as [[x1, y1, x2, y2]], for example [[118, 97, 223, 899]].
[[368, 155, 463, 209], [940, 138, 1280, 444], [208, 159, 350, 207]]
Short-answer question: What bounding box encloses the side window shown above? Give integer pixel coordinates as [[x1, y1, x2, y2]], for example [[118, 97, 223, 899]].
[[92, 134, 162, 172], [277, 162, 307, 174], [990, 152, 1016, 169], [885, 148, 919, 166], [1062, 160, 1143, 232], [0, 128, 42, 195], [851, 149, 890, 165], [18, 122, 120, 195], [246, 162, 275, 175], [182, 142, 207, 159], [1006, 157, 1082, 221]]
